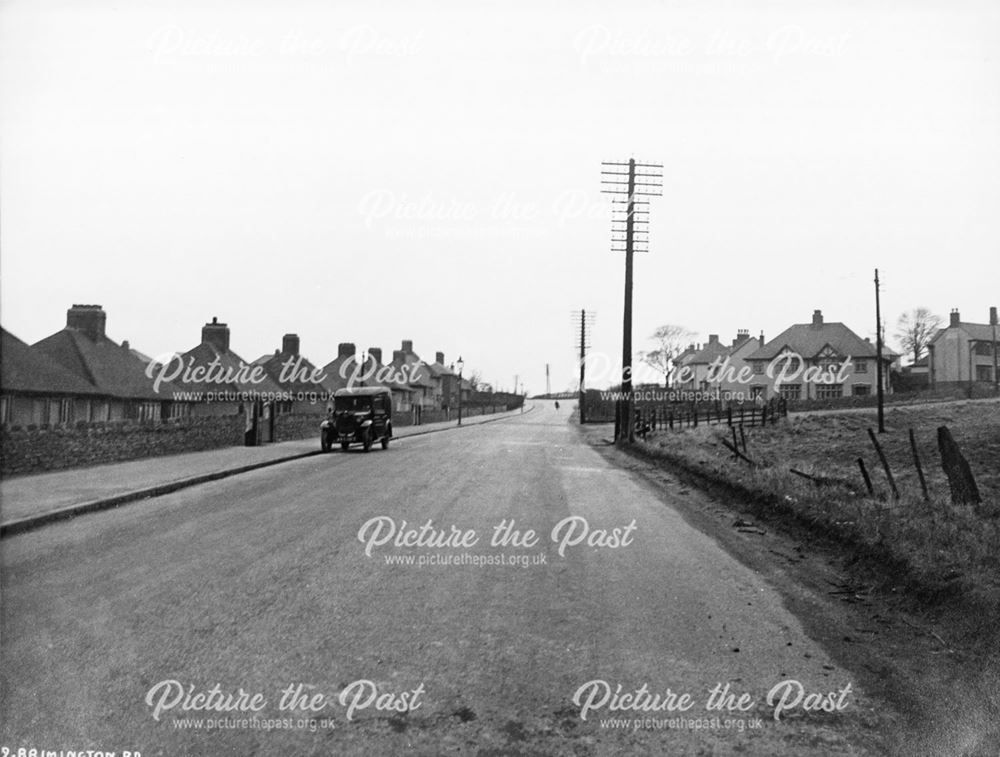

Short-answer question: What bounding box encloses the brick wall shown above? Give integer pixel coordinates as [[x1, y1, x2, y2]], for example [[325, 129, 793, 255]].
[[1, 416, 244, 477]]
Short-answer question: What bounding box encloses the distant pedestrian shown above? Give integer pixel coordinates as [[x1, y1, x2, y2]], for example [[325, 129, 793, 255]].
[[555, 401, 560, 410]]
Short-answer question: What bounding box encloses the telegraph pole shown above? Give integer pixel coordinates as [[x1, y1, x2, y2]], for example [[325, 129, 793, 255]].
[[545, 364, 551, 397], [874, 269, 886, 433], [602, 158, 662, 443], [572, 309, 595, 423], [991, 306, 998, 395]]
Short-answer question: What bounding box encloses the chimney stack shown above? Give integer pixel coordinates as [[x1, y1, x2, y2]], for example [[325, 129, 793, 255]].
[[401, 339, 413, 353], [708, 334, 719, 345], [201, 317, 230, 352], [990, 306, 998, 326], [66, 304, 107, 341], [950, 309, 960, 327], [759, 331, 765, 345], [369, 348, 382, 365], [392, 349, 406, 364], [435, 351, 445, 365], [811, 309, 823, 327], [733, 329, 750, 347], [338, 342, 356, 358], [282, 334, 300, 356]]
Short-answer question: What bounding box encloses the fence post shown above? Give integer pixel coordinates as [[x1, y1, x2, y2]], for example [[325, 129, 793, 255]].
[[909, 428, 929, 501], [867, 427, 900, 500]]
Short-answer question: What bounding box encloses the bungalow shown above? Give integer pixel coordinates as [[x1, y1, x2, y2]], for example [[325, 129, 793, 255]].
[[746, 310, 893, 400], [251, 333, 334, 413], [927, 308, 999, 389], [176, 317, 282, 418], [32, 304, 184, 421], [1, 328, 107, 426]]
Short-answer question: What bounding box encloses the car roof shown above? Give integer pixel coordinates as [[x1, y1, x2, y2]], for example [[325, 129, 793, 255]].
[[333, 386, 393, 397]]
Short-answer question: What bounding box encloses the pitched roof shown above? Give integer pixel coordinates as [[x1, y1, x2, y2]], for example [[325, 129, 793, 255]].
[[747, 321, 892, 361], [685, 338, 730, 365], [930, 322, 999, 344], [177, 341, 282, 394], [252, 350, 336, 394], [2, 329, 105, 396], [33, 328, 171, 400]]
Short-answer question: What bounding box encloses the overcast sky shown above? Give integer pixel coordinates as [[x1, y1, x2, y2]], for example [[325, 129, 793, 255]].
[[2, 0, 998, 393]]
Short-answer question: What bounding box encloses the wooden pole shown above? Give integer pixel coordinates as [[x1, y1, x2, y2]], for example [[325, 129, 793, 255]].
[[909, 428, 929, 501], [857, 457, 875, 496], [867, 427, 899, 499]]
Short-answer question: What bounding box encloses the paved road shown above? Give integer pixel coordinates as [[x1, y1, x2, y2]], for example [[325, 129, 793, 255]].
[[1, 401, 886, 755]]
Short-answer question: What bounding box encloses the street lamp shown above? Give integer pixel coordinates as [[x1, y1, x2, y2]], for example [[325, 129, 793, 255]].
[[455, 355, 464, 425]]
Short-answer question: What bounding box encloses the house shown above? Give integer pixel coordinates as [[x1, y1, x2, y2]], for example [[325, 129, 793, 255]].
[[251, 333, 334, 413], [176, 317, 281, 417], [927, 308, 999, 388], [1, 328, 108, 426], [708, 330, 766, 400], [322, 343, 417, 413], [32, 304, 184, 421], [746, 310, 893, 400], [424, 351, 458, 411], [390, 340, 438, 411], [674, 334, 732, 395]]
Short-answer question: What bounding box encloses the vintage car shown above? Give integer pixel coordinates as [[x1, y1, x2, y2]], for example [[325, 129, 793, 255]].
[[321, 387, 393, 452]]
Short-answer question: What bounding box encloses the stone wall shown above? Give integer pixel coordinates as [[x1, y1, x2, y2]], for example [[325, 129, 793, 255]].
[[1, 416, 244, 477]]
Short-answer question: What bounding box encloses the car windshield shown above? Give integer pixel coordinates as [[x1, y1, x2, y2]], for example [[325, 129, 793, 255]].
[[335, 396, 373, 412]]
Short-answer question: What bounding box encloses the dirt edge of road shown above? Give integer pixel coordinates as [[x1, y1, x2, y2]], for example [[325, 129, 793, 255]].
[[579, 422, 1000, 757]]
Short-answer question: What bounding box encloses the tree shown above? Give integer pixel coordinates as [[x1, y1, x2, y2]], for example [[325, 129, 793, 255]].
[[639, 324, 695, 387], [894, 308, 942, 365]]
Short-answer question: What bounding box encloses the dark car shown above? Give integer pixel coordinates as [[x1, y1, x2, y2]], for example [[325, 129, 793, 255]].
[[321, 387, 393, 452]]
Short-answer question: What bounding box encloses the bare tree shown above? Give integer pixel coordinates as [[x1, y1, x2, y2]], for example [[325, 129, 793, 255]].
[[895, 308, 942, 365], [639, 324, 695, 387]]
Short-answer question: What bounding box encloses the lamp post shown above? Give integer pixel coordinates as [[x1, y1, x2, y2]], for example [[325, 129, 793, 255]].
[[455, 356, 464, 425]]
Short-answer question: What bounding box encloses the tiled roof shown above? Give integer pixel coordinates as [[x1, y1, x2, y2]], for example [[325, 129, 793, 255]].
[[686, 339, 730, 365], [747, 321, 892, 361], [33, 328, 170, 400], [2, 329, 105, 396], [930, 322, 999, 344], [252, 351, 336, 394], [177, 342, 282, 394]]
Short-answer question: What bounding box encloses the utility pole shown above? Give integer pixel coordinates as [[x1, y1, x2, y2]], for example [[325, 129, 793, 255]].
[[572, 309, 595, 423], [874, 268, 885, 433], [991, 306, 998, 395], [545, 363, 551, 397], [602, 158, 662, 443]]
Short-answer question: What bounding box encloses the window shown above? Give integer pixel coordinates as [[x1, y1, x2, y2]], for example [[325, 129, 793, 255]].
[[816, 384, 843, 400], [975, 341, 995, 357], [854, 359, 868, 373], [1, 396, 9, 424], [59, 398, 73, 424], [779, 384, 801, 400], [976, 365, 994, 382], [852, 384, 871, 396], [752, 362, 764, 375]]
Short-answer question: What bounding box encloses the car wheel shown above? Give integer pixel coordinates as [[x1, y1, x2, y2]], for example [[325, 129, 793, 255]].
[[340, 441, 349, 451]]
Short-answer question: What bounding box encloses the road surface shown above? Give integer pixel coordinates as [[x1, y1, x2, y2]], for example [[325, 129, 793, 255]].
[[1, 401, 888, 755]]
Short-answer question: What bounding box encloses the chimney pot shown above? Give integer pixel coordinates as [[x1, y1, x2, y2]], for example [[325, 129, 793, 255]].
[[282, 333, 300, 356]]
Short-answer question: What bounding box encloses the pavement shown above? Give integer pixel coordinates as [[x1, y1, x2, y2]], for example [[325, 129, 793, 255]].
[[0, 399, 896, 755], [0, 404, 533, 537]]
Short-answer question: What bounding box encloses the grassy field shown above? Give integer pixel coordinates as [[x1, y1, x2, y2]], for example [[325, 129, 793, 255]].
[[637, 398, 1000, 614]]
